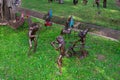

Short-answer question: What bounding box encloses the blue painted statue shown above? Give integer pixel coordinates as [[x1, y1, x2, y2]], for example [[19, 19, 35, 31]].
[[49, 9, 52, 18], [69, 16, 74, 28]]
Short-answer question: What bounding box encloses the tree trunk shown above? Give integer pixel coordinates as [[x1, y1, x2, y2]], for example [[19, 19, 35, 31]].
[[103, 0, 107, 8], [59, 0, 64, 4], [0, 0, 18, 22], [3, 0, 11, 21]]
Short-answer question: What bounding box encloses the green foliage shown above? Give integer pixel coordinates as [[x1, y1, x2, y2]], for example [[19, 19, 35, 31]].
[[0, 18, 120, 80], [22, 0, 120, 30]]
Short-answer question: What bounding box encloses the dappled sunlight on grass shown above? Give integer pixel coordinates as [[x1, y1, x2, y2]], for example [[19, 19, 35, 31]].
[[73, 16, 83, 21], [110, 9, 120, 13]]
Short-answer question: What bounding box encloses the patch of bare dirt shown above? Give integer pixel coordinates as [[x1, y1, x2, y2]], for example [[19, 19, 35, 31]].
[[97, 54, 106, 61]]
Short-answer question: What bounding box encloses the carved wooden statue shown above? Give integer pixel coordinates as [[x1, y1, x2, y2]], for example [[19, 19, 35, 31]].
[[61, 21, 72, 35], [44, 9, 52, 27], [51, 36, 68, 73], [28, 17, 41, 55], [8, 12, 25, 29], [60, 16, 74, 36], [68, 16, 74, 28], [68, 29, 89, 59]]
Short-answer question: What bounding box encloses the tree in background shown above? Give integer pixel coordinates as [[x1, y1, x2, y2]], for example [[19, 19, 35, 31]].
[[0, 0, 21, 22], [59, 0, 64, 4], [103, 0, 107, 8]]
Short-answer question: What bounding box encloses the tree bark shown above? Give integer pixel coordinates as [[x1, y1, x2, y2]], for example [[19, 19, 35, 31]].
[[0, 0, 18, 22]]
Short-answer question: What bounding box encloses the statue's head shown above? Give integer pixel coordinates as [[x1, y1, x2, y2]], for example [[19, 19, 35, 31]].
[[56, 36, 64, 43], [68, 16, 72, 21], [78, 30, 84, 38], [31, 23, 39, 31], [78, 29, 89, 38]]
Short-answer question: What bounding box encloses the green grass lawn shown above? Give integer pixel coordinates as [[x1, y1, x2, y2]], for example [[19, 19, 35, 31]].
[[0, 18, 120, 80], [22, 0, 120, 30]]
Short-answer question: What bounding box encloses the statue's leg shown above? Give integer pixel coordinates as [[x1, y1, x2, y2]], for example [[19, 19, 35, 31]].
[[80, 50, 88, 59], [57, 54, 62, 74], [70, 46, 76, 55], [33, 38, 37, 52], [66, 45, 77, 57], [28, 39, 32, 55], [64, 49, 70, 57], [80, 44, 88, 59], [65, 49, 73, 57]]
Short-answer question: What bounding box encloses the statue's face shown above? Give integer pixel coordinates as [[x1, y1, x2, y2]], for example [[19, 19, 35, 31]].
[[57, 36, 64, 43], [34, 25, 39, 31], [78, 31, 84, 38]]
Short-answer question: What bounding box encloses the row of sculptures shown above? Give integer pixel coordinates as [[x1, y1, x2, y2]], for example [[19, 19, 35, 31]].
[[48, 0, 108, 9], [48, 0, 100, 7], [24, 10, 89, 74]]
